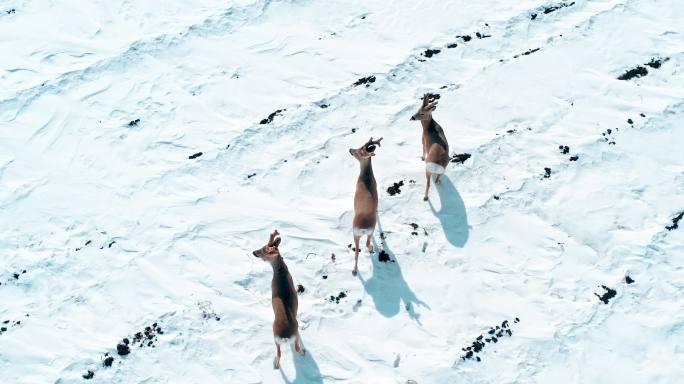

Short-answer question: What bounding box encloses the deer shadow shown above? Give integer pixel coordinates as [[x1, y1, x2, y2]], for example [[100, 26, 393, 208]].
[[279, 340, 323, 384], [357, 216, 430, 323], [428, 175, 469, 247]]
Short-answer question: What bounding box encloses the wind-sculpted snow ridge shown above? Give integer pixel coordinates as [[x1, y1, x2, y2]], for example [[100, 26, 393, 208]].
[[1, 0, 684, 383], [0, 0, 280, 121]]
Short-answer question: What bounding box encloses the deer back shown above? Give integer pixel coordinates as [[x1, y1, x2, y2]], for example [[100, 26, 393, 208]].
[[424, 120, 449, 167], [353, 160, 378, 229], [271, 259, 298, 338]]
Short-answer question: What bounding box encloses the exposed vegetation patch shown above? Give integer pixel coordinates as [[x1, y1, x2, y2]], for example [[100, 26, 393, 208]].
[[602, 128, 616, 145], [378, 250, 394, 263], [188, 152, 203, 159], [459, 318, 519, 362], [353, 76, 376, 87], [423, 48, 441, 58], [618, 57, 669, 80], [514, 48, 540, 58], [329, 291, 347, 304], [595, 285, 617, 304], [617, 66, 648, 80], [387, 180, 405, 196], [450, 153, 471, 164], [531, 1, 575, 19], [666, 212, 683, 231], [0, 317, 24, 336], [645, 57, 669, 69], [260, 109, 285, 124], [87, 321, 165, 376]]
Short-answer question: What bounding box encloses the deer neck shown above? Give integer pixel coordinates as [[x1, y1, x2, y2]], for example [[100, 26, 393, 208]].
[[421, 117, 435, 132], [358, 158, 376, 188], [270, 256, 289, 277]]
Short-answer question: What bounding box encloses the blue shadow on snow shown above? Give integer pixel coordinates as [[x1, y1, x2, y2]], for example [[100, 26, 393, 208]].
[[428, 175, 469, 247]]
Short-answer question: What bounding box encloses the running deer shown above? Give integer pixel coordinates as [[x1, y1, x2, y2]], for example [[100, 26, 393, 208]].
[[349, 137, 383, 275], [410, 93, 449, 200], [252, 230, 304, 369]]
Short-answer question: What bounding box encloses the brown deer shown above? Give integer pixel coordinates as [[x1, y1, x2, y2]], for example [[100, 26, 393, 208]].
[[349, 137, 383, 275], [410, 93, 449, 201], [252, 230, 304, 369]]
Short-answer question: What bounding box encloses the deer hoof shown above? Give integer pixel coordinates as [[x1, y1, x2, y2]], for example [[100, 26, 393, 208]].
[[274, 358, 280, 369], [423, 196, 429, 201], [352, 268, 358, 276], [367, 245, 374, 253]]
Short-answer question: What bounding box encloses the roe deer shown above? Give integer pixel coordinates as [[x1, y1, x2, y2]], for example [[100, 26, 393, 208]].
[[349, 137, 383, 275], [410, 93, 449, 201], [252, 230, 304, 369]]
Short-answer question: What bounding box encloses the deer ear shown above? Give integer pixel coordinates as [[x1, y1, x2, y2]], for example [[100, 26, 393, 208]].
[[422, 94, 430, 106], [272, 237, 281, 248]]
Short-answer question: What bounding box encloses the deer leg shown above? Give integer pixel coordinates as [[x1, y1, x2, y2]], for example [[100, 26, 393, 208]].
[[295, 333, 305, 356], [274, 341, 281, 369], [435, 174, 442, 185], [366, 235, 373, 253], [424, 170, 431, 201], [353, 235, 361, 275]]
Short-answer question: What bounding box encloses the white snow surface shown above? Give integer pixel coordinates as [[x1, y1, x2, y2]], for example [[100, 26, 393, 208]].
[[1, 0, 684, 383]]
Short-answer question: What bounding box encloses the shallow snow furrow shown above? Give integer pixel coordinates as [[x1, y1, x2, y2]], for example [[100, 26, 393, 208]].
[[3, 0, 684, 382], [0, 0, 286, 122], [217, 0, 620, 178]]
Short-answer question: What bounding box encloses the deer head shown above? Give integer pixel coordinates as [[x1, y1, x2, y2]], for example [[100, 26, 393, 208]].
[[349, 137, 383, 160], [410, 93, 438, 121], [253, 229, 282, 262]]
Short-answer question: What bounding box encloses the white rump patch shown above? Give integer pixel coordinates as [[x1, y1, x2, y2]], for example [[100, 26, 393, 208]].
[[426, 162, 446, 175], [275, 336, 292, 345], [353, 227, 374, 237]]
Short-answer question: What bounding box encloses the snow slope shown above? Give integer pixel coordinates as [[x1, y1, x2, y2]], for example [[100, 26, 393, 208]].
[[1, 0, 683, 383]]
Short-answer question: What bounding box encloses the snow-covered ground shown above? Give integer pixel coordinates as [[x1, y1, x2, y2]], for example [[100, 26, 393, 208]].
[[1, 0, 684, 382]]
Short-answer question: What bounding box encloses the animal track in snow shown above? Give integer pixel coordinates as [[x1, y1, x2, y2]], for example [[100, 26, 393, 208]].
[[198, 300, 221, 321]]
